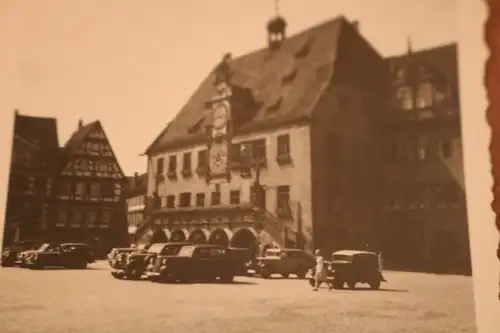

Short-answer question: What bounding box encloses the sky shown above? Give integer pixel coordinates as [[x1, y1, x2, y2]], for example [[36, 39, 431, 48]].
[[0, 0, 458, 176]]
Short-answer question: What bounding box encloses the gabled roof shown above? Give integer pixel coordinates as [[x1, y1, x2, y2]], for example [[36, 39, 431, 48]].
[[145, 16, 371, 155], [14, 112, 59, 152], [60, 120, 126, 179]]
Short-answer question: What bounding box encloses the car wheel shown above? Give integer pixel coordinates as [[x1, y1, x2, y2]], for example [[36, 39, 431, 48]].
[[308, 278, 315, 287], [369, 279, 381, 290], [282, 273, 289, 279], [347, 280, 356, 290], [333, 280, 345, 289], [261, 268, 271, 279], [111, 272, 122, 279]]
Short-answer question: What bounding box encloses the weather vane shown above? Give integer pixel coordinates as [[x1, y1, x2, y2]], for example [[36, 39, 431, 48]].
[[274, 0, 280, 16]]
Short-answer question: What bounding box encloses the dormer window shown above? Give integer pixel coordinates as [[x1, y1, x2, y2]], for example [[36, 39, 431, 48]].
[[281, 68, 298, 85], [266, 97, 283, 114], [295, 39, 312, 58]]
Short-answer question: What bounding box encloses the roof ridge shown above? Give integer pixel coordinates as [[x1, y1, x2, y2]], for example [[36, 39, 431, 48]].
[[386, 41, 457, 59]]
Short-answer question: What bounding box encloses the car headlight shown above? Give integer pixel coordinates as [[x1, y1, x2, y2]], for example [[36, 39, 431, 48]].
[[161, 258, 167, 265]]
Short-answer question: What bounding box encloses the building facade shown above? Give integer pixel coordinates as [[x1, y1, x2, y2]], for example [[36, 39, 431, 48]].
[[125, 172, 148, 243], [3, 113, 128, 255], [135, 15, 471, 274], [3, 112, 60, 244]]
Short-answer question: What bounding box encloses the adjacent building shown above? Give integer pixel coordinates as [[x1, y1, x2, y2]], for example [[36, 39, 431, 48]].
[[3, 112, 128, 254], [124, 172, 148, 243], [123, 15, 472, 273]]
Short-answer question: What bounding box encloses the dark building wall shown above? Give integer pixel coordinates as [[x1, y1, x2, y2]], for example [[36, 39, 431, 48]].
[[309, 22, 388, 255]]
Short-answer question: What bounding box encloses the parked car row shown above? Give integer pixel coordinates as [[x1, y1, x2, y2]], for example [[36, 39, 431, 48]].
[[108, 242, 252, 283], [2, 240, 387, 291], [1, 241, 95, 269]]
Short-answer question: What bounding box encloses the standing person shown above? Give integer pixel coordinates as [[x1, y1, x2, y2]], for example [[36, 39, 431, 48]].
[[313, 249, 328, 291]]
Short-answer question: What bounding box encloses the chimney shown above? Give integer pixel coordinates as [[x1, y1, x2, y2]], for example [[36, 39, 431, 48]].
[[351, 20, 359, 31], [78, 119, 83, 129], [14, 109, 19, 116]]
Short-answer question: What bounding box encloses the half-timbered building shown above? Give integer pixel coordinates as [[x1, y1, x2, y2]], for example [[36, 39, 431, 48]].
[[51, 120, 127, 253], [3, 115, 128, 255]]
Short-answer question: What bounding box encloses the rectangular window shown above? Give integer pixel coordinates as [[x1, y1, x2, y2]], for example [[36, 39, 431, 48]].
[[276, 185, 290, 216], [179, 192, 191, 207], [75, 182, 86, 196], [85, 210, 96, 224], [197, 150, 208, 169], [166, 195, 176, 208], [182, 153, 192, 172], [277, 134, 291, 157], [397, 86, 413, 110], [72, 209, 83, 224], [196, 193, 205, 207], [441, 139, 453, 158], [101, 183, 114, 197], [211, 191, 221, 206], [156, 158, 164, 174], [90, 183, 100, 197], [416, 82, 433, 108], [230, 190, 241, 205], [57, 207, 67, 223], [251, 139, 266, 161], [168, 155, 177, 173], [101, 209, 111, 224]]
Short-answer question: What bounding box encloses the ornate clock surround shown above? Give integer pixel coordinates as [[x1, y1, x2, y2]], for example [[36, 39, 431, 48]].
[[207, 57, 234, 184]]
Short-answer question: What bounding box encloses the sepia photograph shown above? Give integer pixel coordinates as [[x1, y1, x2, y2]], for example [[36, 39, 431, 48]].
[[0, 0, 492, 332]]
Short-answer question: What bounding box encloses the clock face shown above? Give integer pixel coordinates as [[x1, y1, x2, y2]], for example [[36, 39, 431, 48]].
[[209, 144, 228, 174], [212, 104, 228, 130]]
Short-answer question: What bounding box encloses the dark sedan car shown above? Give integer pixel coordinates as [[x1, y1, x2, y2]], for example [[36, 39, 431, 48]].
[[23, 243, 95, 269], [110, 242, 192, 280], [145, 244, 246, 283], [1, 240, 44, 267]]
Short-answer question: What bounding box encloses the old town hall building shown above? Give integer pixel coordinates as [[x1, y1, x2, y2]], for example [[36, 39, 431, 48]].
[[3, 112, 127, 254], [136, 15, 470, 274]]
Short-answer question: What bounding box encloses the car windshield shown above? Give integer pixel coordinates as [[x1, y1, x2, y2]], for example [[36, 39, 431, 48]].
[[37, 243, 51, 252], [147, 244, 167, 254], [178, 246, 195, 257], [160, 246, 182, 256], [332, 254, 353, 262]]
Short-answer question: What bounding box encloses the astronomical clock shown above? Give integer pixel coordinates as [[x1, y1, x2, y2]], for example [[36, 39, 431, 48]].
[[207, 65, 233, 183]]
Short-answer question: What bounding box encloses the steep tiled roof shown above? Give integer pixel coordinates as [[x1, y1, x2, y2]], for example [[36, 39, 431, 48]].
[[14, 112, 59, 152], [145, 16, 368, 155], [63, 121, 99, 150]]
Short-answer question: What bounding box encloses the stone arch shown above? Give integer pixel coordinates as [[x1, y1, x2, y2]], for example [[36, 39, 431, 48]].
[[188, 228, 209, 244], [230, 228, 258, 249], [170, 228, 189, 242], [208, 228, 233, 247], [150, 228, 169, 243]]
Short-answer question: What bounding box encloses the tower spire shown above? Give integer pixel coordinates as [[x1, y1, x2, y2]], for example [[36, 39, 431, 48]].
[[274, 0, 280, 16]]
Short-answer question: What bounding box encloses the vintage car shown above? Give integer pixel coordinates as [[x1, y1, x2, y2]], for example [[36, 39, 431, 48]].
[[308, 250, 386, 290], [1, 240, 43, 267], [23, 243, 95, 269], [252, 248, 315, 279], [145, 244, 246, 283], [110, 242, 192, 280], [107, 244, 150, 266]]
